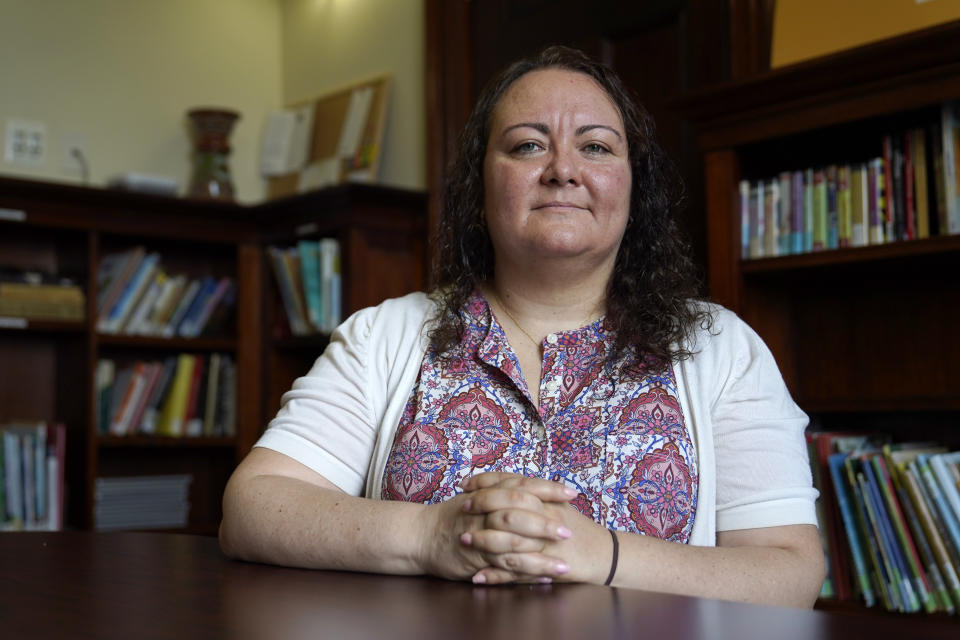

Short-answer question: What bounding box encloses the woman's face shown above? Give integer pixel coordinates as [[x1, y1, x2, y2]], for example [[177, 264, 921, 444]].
[[483, 68, 631, 275]]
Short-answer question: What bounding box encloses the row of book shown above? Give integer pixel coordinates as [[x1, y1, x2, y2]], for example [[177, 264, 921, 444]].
[[96, 245, 235, 337], [809, 431, 960, 615], [741, 101, 960, 259], [0, 269, 84, 322], [1, 421, 65, 531], [96, 353, 236, 438], [268, 239, 341, 336], [94, 474, 191, 531]]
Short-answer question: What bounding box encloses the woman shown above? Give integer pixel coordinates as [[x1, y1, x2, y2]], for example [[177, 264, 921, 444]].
[[220, 46, 825, 607]]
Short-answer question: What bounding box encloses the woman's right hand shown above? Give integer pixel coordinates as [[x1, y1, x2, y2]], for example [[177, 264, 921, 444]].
[[415, 473, 577, 582]]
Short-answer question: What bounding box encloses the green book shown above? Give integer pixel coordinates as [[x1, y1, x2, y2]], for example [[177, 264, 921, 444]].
[[297, 240, 323, 331]]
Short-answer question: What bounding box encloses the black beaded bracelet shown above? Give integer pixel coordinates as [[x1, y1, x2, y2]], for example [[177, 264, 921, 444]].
[[604, 529, 619, 586]]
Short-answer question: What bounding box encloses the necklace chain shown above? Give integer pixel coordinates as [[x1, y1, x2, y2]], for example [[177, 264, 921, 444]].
[[489, 289, 597, 350]]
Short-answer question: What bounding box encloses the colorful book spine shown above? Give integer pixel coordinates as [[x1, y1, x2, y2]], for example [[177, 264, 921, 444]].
[[812, 169, 827, 250], [829, 452, 876, 607], [791, 170, 804, 254], [872, 455, 937, 612]]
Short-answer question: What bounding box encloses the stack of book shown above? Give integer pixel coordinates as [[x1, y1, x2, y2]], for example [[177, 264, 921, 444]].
[[0, 421, 66, 531], [268, 238, 341, 336], [0, 270, 84, 322], [740, 100, 960, 260], [809, 431, 960, 615], [95, 353, 236, 438], [95, 246, 236, 337], [94, 474, 191, 531]]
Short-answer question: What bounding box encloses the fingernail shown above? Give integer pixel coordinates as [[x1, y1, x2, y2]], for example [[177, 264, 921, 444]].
[[563, 487, 578, 497], [536, 577, 553, 584], [473, 573, 487, 584], [555, 563, 570, 575], [461, 499, 472, 511], [460, 532, 473, 546], [557, 526, 572, 539]]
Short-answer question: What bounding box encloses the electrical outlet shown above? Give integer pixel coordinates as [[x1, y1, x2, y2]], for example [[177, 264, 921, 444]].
[[4, 119, 47, 166]]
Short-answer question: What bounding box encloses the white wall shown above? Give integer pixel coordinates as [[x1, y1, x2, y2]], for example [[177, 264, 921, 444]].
[[280, 0, 425, 191], [0, 0, 284, 203], [0, 0, 426, 203]]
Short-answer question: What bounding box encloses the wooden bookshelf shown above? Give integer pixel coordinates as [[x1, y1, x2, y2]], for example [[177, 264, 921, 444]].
[[0, 176, 426, 533], [676, 20, 960, 615]]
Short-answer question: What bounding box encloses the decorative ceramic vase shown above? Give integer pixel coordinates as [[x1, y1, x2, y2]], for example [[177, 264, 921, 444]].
[[187, 108, 239, 201]]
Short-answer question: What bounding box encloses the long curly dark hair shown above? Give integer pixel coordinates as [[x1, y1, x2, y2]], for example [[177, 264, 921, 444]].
[[430, 45, 712, 372]]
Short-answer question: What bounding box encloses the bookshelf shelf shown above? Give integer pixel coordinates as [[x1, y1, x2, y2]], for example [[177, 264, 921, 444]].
[[679, 20, 960, 618], [96, 335, 237, 351], [0, 175, 427, 534], [739, 235, 960, 274], [98, 435, 236, 448], [0, 319, 87, 333]]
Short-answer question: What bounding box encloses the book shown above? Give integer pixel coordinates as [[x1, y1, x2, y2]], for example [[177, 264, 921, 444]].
[[155, 354, 197, 437], [739, 180, 750, 259], [829, 453, 875, 607], [912, 127, 931, 239], [217, 355, 237, 437], [161, 278, 202, 338], [202, 353, 222, 436], [915, 454, 960, 579], [127, 361, 164, 434], [98, 252, 160, 334], [826, 165, 839, 249], [836, 165, 852, 248], [850, 162, 868, 247], [940, 101, 960, 233], [812, 169, 827, 250], [790, 170, 804, 254], [845, 455, 896, 610], [109, 362, 159, 436], [862, 457, 919, 611], [763, 178, 779, 257], [176, 276, 216, 338], [930, 452, 960, 530], [182, 355, 207, 437], [319, 238, 341, 331], [298, 239, 324, 330], [268, 246, 310, 336], [122, 269, 166, 335], [96, 246, 146, 318], [139, 356, 178, 435], [180, 277, 232, 338], [885, 444, 957, 613], [871, 455, 936, 612], [143, 274, 187, 336], [902, 130, 916, 241], [94, 359, 116, 436], [868, 157, 886, 244], [904, 462, 960, 609], [803, 168, 814, 251]]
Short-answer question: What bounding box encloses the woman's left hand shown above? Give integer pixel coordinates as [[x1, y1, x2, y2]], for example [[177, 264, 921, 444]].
[[459, 472, 614, 585]]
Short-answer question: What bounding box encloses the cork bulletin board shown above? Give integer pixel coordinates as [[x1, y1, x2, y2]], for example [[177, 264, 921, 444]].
[[266, 73, 391, 199]]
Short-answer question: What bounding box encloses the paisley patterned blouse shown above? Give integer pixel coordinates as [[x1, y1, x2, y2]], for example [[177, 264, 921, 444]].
[[381, 290, 698, 542]]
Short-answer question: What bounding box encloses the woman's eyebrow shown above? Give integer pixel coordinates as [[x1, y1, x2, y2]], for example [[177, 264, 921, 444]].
[[501, 122, 623, 141], [576, 124, 622, 140]]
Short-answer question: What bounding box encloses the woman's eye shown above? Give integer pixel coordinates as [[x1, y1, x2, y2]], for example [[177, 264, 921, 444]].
[[512, 141, 541, 154], [583, 143, 609, 154]]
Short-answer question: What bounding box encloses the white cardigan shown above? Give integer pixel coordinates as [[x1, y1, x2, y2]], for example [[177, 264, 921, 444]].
[[256, 292, 818, 547]]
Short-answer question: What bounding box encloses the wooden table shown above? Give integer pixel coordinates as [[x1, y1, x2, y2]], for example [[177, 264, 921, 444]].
[[1, 532, 956, 639]]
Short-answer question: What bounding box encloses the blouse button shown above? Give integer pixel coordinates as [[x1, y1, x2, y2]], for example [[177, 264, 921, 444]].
[[545, 378, 559, 393], [546, 333, 558, 345]]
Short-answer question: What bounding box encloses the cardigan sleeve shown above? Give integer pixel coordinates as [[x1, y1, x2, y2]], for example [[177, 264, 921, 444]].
[[254, 304, 379, 496], [700, 308, 819, 532]]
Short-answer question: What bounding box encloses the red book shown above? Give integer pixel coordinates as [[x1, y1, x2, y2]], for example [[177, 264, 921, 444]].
[[181, 355, 207, 437]]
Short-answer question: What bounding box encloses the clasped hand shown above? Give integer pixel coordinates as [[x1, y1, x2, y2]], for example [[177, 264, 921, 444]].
[[419, 472, 609, 585]]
